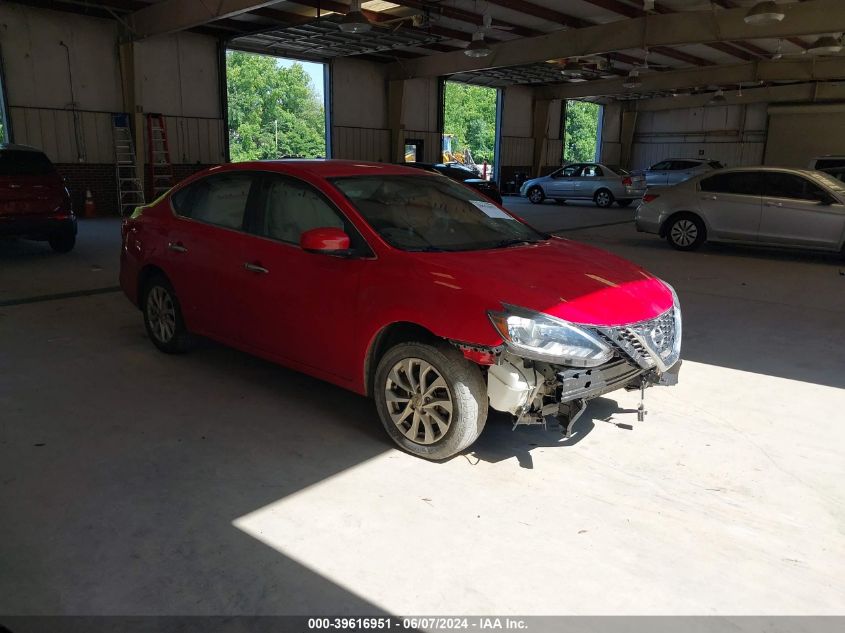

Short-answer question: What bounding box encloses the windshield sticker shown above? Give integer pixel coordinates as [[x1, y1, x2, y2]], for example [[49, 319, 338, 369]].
[[471, 200, 511, 219]]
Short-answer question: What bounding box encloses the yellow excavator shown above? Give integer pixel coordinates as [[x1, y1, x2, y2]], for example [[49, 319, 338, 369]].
[[441, 134, 480, 173]]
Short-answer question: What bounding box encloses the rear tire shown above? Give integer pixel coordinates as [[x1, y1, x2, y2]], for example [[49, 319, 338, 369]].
[[48, 230, 75, 253], [374, 342, 488, 460], [594, 189, 615, 208], [527, 186, 545, 204], [665, 213, 706, 251], [142, 275, 193, 353]]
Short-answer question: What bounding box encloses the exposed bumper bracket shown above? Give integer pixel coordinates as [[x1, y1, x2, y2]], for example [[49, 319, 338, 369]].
[[557, 398, 588, 439]]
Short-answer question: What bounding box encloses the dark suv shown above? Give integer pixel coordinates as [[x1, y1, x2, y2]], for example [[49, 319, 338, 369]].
[[0, 144, 76, 252], [404, 162, 503, 204]]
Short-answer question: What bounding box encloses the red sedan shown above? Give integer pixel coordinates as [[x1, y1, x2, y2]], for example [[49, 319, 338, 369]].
[[120, 160, 681, 459]]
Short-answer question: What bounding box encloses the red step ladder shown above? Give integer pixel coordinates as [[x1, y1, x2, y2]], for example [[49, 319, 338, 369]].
[[146, 113, 174, 200]]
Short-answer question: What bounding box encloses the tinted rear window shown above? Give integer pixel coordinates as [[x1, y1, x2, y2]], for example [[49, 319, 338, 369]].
[[708, 161, 724, 169], [0, 150, 57, 176]]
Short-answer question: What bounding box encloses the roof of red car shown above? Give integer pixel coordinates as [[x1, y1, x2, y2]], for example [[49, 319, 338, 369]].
[[212, 159, 434, 179]]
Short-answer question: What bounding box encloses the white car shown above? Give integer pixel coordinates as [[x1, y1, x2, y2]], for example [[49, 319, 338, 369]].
[[635, 167, 845, 253], [643, 158, 723, 188]]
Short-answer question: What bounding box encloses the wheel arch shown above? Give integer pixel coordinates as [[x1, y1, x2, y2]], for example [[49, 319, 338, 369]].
[[363, 321, 440, 397], [137, 265, 171, 305], [659, 210, 709, 238]]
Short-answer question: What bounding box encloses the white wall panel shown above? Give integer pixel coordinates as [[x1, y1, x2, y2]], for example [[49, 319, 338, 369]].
[[332, 127, 390, 162], [331, 58, 388, 129], [630, 103, 767, 170], [0, 4, 122, 112]]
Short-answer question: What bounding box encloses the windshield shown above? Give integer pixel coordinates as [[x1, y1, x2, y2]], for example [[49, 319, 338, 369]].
[[332, 175, 546, 252], [813, 171, 845, 192]]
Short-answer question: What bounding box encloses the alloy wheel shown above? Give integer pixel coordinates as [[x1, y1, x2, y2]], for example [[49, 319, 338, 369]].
[[670, 219, 698, 247], [596, 191, 611, 207], [146, 286, 177, 344], [385, 358, 453, 445], [528, 188, 543, 203]]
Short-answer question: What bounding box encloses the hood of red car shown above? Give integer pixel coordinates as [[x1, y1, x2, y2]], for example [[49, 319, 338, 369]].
[[406, 237, 673, 327]]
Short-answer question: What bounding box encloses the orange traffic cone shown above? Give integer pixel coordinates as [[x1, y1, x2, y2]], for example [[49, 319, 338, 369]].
[[84, 189, 96, 218]]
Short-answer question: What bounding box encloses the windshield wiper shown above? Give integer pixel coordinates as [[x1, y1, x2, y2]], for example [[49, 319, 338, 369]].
[[492, 238, 537, 249]]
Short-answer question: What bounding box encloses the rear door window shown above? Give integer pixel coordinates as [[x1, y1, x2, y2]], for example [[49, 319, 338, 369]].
[[700, 172, 763, 195], [0, 150, 57, 176], [762, 172, 826, 201], [650, 161, 672, 171], [170, 172, 256, 230], [582, 165, 603, 177]]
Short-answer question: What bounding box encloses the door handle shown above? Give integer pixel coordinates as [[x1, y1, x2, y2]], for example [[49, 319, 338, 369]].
[[167, 242, 188, 253], [244, 262, 269, 274], [701, 195, 717, 200], [765, 201, 783, 208]]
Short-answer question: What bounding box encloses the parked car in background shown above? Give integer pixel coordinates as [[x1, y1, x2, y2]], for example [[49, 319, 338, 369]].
[[636, 166, 845, 253], [809, 156, 845, 171], [520, 163, 645, 207], [643, 158, 723, 188], [821, 166, 845, 183], [121, 160, 681, 460], [0, 144, 76, 252], [404, 162, 502, 204]]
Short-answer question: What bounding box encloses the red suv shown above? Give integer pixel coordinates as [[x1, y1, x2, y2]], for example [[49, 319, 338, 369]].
[[120, 161, 681, 459], [0, 144, 76, 252]]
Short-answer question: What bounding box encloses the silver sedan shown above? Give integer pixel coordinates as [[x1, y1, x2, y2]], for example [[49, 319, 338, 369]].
[[520, 163, 646, 208], [635, 167, 845, 253]]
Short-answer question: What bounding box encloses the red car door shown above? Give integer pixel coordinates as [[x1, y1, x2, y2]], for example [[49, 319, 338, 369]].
[[163, 172, 258, 344], [236, 173, 372, 382]]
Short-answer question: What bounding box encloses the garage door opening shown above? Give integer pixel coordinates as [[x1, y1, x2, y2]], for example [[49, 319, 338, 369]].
[[225, 50, 328, 161], [563, 100, 602, 164], [443, 81, 501, 181]]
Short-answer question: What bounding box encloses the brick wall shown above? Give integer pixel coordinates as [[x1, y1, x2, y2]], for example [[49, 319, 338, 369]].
[[55, 163, 217, 217]]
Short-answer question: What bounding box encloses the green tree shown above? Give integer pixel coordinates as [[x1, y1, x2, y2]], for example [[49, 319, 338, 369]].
[[563, 100, 601, 163], [226, 51, 325, 161], [443, 82, 497, 164]]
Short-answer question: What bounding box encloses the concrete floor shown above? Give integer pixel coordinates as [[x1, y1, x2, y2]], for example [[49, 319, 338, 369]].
[[1, 201, 844, 616]]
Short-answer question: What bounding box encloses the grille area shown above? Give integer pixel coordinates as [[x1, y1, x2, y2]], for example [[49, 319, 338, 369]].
[[598, 308, 680, 371]]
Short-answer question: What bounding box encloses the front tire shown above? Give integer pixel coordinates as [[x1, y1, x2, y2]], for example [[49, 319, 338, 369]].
[[527, 186, 545, 204], [594, 189, 614, 208], [665, 213, 706, 251], [374, 342, 488, 460], [142, 275, 192, 353]]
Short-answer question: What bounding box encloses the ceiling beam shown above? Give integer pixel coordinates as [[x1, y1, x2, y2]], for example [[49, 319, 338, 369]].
[[129, 0, 282, 39], [580, 0, 762, 62], [537, 58, 845, 100], [631, 81, 845, 112], [388, 0, 845, 79], [710, 0, 808, 52]]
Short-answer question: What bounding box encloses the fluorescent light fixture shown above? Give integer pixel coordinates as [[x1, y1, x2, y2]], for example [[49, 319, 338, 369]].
[[744, 1, 786, 26], [560, 60, 584, 77], [464, 31, 492, 58], [338, 0, 372, 33], [623, 69, 642, 89], [807, 35, 843, 55], [708, 89, 727, 104]]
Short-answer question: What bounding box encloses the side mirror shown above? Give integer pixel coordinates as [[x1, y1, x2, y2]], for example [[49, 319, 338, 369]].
[[812, 191, 836, 205], [300, 227, 352, 256]]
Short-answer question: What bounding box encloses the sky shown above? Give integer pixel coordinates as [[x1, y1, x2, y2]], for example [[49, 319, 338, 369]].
[[276, 58, 326, 100]]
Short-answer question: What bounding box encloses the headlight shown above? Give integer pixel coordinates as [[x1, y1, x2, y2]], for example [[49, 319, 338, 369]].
[[488, 304, 613, 367], [665, 281, 682, 362]]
